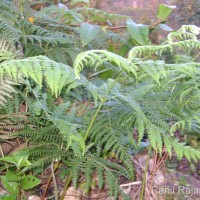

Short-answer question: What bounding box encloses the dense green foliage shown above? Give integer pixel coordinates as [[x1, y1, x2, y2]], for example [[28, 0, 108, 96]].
[[0, 0, 200, 199]]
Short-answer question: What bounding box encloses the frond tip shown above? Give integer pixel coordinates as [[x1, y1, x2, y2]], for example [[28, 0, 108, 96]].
[[74, 50, 137, 79]]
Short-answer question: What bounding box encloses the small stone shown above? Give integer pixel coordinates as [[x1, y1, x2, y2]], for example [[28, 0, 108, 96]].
[[28, 195, 41, 200], [61, 187, 82, 200], [0, 188, 7, 195]]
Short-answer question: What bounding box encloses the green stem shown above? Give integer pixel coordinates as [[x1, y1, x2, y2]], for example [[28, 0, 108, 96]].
[[17, 184, 21, 200], [60, 173, 72, 200], [84, 98, 106, 141], [140, 145, 152, 200], [193, 51, 200, 61], [20, 4, 23, 18], [84, 73, 122, 142]]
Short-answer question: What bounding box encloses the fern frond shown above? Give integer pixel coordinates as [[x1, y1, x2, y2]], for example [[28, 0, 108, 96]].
[[0, 20, 21, 41], [167, 25, 200, 42], [128, 40, 200, 59], [88, 110, 134, 178], [0, 56, 76, 97], [0, 79, 17, 107], [74, 50, 137, 79], [69, 154, 130, 199], [128, 25, 200, 60], [0, 114, 25, 140], [0, 37, 22, 61]]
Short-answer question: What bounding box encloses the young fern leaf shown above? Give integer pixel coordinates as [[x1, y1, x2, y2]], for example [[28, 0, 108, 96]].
[[74, 50, 137, 79], [128, 40, 200, 60], [128, 25, 200, 60], [167, 25, 200, 42]]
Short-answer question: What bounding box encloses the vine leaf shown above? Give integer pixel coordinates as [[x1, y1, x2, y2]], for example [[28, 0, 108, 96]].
[[1, 176, 19, 195], [126, 19, 149, 45], [80, 23, 101, 47], [21, 175, 41, 190], [157, 4, 176, 21]]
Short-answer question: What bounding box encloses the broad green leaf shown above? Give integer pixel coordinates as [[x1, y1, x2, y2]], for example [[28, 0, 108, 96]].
[[126, 19, 149, 45], [5, 171, 22, 182], [21, 175, 41, 190], [80, 23, 101, 46], [17, 158, 32, 170], [1, 176, 19, 195], [0, 156, 18, 167], [157, 4, 175, 21], [0, 153, 31, 170]]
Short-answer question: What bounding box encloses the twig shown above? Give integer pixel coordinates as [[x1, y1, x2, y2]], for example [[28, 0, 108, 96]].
[[106, 26, 126, 30], [120, 181, 142, 188], [60, 173, 72, 200], [154, 152, 168, 173]]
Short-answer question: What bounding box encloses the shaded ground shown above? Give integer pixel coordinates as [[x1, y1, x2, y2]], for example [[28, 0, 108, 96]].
[[93, 0, 200, 28]]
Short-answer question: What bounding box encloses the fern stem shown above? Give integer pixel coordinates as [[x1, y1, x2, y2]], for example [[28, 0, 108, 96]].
[[51, 161, 58, 200], [84, 73, 122, 142], [0, 144, 4, 157], [60, 173, 72, 200], [140, 145, 152, 200], [41, 161, 59, 200], [193, 51, 200, 61], [84, 98, 106, 142], [20, 2, 25, 36]]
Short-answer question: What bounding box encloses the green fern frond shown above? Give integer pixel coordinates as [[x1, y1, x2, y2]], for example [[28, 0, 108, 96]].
[[11, 125, 61, 144], [167, 25, 200, 42], [74, 50, 137, 79], [0, 36, 22, 61], [128, 25, 200, 60], [22, 27, 73, 46], [0, 20, 21, 41], [0, 115, 25, 140], [0, 0, 19, 16], [0, 55, 76, 97], [128, 40, 200, 59], [69, 154, 130, 199], [88, 111, 134, 178], [0, 79, 17, 107]]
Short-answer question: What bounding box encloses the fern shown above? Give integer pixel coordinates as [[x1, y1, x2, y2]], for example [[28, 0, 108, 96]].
[[66, 154, 130, 199], [74, 25, 200, 162], [1, 2, 200, 198], [128, 40, 200, 60], [0, 37, 21, 107], [128, 25, 200, 60], [87, 110, 134, 177], [0, 36, 22, 61], [0, 112, 26, 140]]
